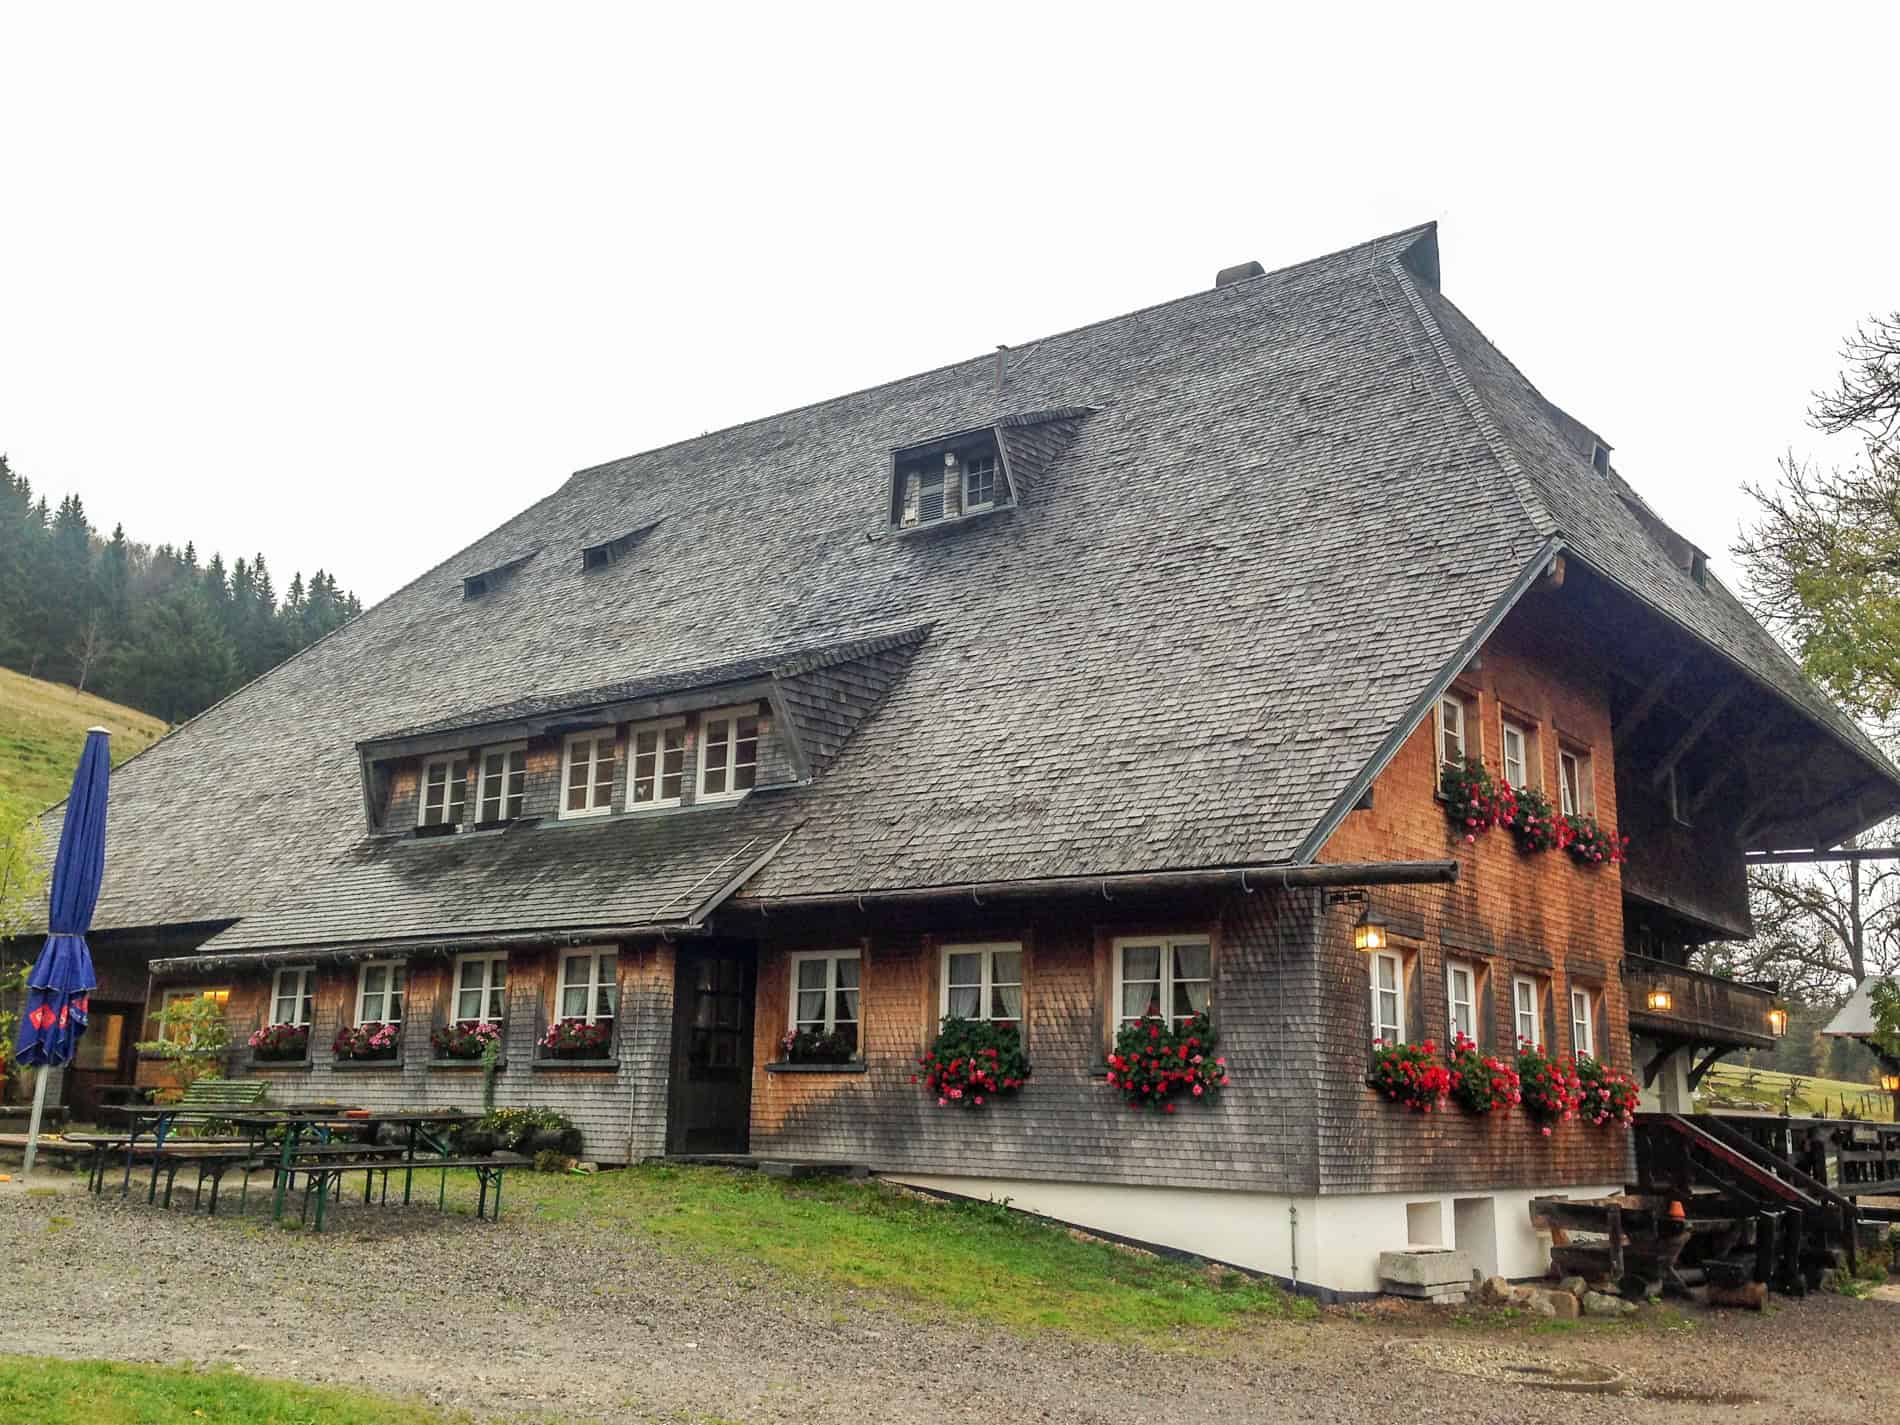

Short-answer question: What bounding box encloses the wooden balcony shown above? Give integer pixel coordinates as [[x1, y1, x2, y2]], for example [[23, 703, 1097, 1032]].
[[1623, 955, 1779, 1051]]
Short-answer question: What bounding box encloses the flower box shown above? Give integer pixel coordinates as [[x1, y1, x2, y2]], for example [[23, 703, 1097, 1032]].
[[1562, 814, 1627, 867], [333, 1022, 401, 1062], [917, 1018, 1030, 1109], [430, 1021, 503, 1061], [538, 1018, 612, 1060], [247, 1023, 310, 1063], [777, 1028, 856, 1066], [1106, 1012, 1226, 1114], [1575, 1054, 1639, 1127], [1368, 1039, 1450, 1113], [1446, 1032, 1521, 1114], [1517, 1043, 1583, 1134]]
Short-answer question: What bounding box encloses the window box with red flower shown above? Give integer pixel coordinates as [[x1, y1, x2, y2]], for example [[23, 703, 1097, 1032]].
[[1106, 1012, 1227, 1114], [1440, 756, 1503, 844], [1503, 784, 1561, 853], [431, 1020, 503, 1062], [1368, 1038, 1450, 1112], [538, 1017, 613, 1061], [248, 1022, 309, 1064], [1446, 1032, 1521, 1114], [1517, 1042, 1583, 1134], [915, 1017, 1029, 1108], [1562, 814, 1628, 867], [332, 1022, 401, 1063], [1574, 1054, 1639, 1127]]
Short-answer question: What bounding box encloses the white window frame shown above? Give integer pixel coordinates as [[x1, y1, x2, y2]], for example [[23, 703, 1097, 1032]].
[[1446, 959, 1476, 1044], [451, 951, 508, 1026], [417, 754, 468, 827], [1500, 718, 1533, 791], [938, 942, 1024, 1024], [787, 949, 862, 1040], [355, 959, 407, 1026], [269, 966, 315, 1027], [697, 703, 761, 803], [1571, 985, 1596, 1059], [1371, 950, 1405, 1044], [628, 716, 687, 809], [476, 741, 527, 824], [560, 727, 618, 820], [1434, 693, 1471, 776], [1558, 747, 1595, 817], [1112, 935, 1214, 1030], [555, 948, 618, 1024], [1514, 974, 1543, 1049]]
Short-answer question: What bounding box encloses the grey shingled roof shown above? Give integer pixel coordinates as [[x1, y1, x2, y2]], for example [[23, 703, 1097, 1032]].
[[51, 221, 1895, 944], [199, 800, 800, 954]]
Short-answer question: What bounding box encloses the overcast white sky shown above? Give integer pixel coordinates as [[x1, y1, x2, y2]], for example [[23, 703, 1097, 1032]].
[[2, 4, 1895, 606]]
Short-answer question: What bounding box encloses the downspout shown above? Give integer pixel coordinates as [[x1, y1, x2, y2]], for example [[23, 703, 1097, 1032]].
[[1289, 1204, 1300, 1294]]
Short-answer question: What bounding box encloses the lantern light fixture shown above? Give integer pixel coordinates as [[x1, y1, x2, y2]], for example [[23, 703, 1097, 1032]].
[[1881, 1072, 1900, 1095], [1767, 1005, 1789, 1037], [1353, 907, 1390, 954], [1645, 986, 1673, 1013]]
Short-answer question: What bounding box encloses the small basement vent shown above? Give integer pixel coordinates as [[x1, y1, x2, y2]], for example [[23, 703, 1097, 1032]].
[[581, 520, 662, 572]]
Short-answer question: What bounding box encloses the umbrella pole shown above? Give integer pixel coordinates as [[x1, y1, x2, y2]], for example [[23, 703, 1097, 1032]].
[[22, 1066, 50, 1176]]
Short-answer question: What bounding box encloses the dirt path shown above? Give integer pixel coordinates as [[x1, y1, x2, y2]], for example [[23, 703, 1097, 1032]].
[[1, 1179, 1888, 1424]]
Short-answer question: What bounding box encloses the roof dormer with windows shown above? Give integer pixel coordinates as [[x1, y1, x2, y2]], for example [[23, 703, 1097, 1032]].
[[886, 407, 1097, 537]]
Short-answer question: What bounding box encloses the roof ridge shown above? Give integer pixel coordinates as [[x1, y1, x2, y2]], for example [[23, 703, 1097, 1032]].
[[1387, 260, 1557, 539], [566, 222, 1441, 485]]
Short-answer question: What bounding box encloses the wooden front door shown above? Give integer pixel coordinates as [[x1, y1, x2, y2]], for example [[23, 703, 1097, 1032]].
[[62, 1001, 138, 1122], [668, 945, 757, 1155]]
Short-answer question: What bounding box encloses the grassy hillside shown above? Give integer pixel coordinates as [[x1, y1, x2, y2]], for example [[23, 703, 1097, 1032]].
[[1700, 1061, 1894, 1122], [0, 667, 167, 826]]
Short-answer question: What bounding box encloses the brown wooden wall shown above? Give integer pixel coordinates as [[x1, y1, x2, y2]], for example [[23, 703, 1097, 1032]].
[[1316, 594, 1634, 1194]]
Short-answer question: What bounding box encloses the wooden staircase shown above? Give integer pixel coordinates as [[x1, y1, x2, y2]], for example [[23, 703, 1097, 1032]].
[[1630, 1112, 1857, 1306]]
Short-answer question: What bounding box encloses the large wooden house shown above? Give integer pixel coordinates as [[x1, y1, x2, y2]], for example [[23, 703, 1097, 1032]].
[[40, 223, 1900, 1295]]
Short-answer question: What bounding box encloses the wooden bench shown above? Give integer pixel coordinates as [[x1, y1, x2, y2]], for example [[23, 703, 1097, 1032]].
[[281, 1152, 528, 1230]]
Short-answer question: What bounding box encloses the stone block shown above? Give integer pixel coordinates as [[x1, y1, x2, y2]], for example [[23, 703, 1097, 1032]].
[[1541, 1288, 1580, 1319], [1581, 1290, 1635, 1317], [1378, 1248, 1473, 1289], [1557, 1275, 1588, 1298]]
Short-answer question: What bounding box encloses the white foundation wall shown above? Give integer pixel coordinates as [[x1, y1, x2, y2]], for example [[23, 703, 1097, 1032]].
[[884, 1174, 1622, 1295]]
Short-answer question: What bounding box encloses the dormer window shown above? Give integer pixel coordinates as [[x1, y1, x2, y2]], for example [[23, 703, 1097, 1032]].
[[477, 743, 527, 824], [1591, 443, 1610, 476], [581, 522, 660, 572], [561, 729, 617, 819], [698, 705, 760, 801], [629, 717, 686, 808], [461, 551, 536, 600], [418, 755, 467, 827], [893, 431, 1010, 530]]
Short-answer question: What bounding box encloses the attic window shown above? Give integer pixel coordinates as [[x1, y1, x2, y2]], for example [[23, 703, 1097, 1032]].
[[581, 522, 660, 572], [461, 552, 535, 600], [892, 432, 1011, 530], [1590, 443, 1610, 476]]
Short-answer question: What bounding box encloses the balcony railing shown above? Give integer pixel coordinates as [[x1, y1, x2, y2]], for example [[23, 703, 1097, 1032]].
[[1623, 954, 1779, 1050]]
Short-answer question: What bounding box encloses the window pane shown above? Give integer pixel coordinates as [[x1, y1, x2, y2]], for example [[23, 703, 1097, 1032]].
[[990, 951, 1021, 986], [835, 985, 859, 1023], [947, 985, 981, 1018], [457, 987, 484, 1021], [1121, 945, 1160, 981], [734, 717, 759, 791], [797, 959, 829, 992], [596, 956, 617, 1016], [796, 989, 826, 1026], [834, 956, 859, 990], [992, 983, 1023, 1020], [1122, 980, 1161, 1020], [946, 953, 982, 989], [1375, 957, 1397, 993], [562, 986, 588, 1018], [1172, 943, 1210, 983], [1173, 980, 1210, 1021]]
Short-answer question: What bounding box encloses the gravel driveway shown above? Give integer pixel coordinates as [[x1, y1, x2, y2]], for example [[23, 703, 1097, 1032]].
[[1, 1175, 1890, 1425]]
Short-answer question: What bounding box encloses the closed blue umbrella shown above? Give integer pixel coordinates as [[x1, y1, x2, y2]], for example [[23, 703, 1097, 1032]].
[[15, 727, 109, 1174]]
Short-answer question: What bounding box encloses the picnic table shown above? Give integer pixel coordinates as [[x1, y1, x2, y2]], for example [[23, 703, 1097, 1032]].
[[87, 1099, 352, 1204], [235, 1109, 501, 1230]]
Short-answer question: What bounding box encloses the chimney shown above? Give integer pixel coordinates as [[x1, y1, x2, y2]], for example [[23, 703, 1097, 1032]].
[[1216, 260, 1265, 288]]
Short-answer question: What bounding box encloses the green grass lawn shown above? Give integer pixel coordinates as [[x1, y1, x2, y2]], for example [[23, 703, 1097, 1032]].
[[512, 1163, 1314, 1338], [0, 667, 167, 825], [1699, 1061, 1894, 1121], [0, 1357, 469, 1425]]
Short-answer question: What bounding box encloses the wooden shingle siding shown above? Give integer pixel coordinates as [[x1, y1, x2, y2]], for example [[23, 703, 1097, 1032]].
[[163, 942, 676, 1163], [776, 644, 921, 776], [1315, 595, 1633, 1195], [745, 890, 1320, 1194]]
